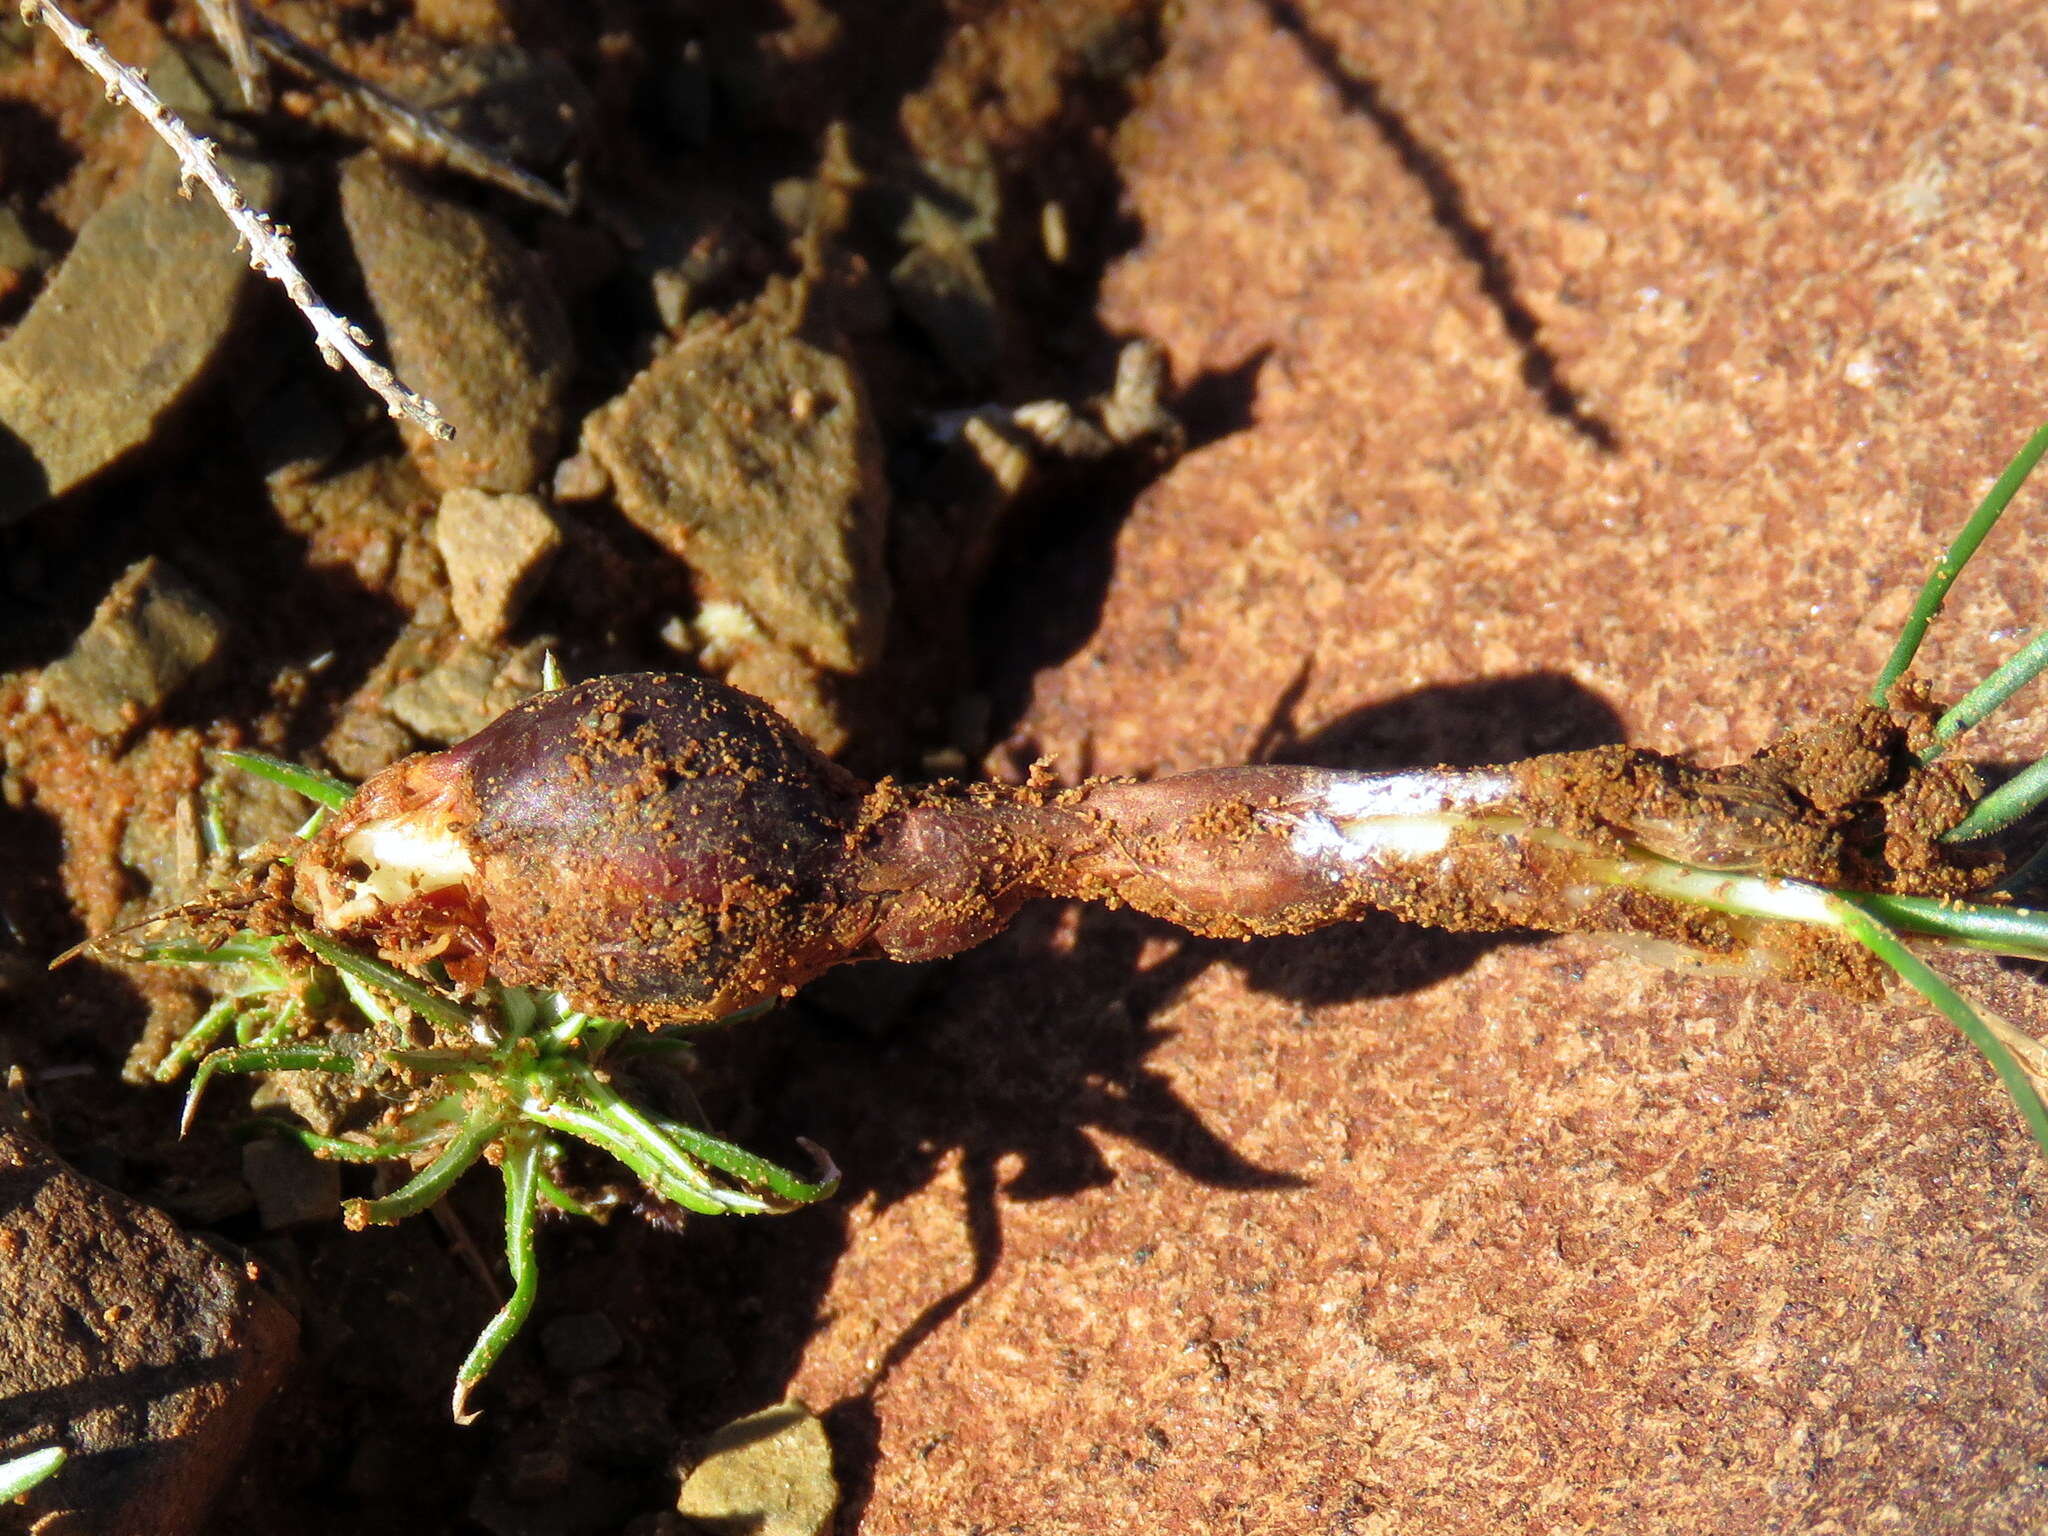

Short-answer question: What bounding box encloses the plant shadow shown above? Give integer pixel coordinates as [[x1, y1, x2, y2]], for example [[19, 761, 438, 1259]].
[[604, 669, 1625, 1528]]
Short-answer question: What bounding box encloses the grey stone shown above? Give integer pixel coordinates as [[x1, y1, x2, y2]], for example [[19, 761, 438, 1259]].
[[39, 558, 227, 738], [0, 1094, 297, 1536], [339, 153, 574, 493], [674, 1401, 838, 1536], [582, 313, 891, 675], [435, 488, 563, 643], [889, 234, 1002, 385], [239, 1137, 341, 1230], [0, 144, 279, 521]]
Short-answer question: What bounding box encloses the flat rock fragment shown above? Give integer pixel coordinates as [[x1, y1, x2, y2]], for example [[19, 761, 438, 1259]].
[[674, 1400, 838, 1536], [38, 558, 227, 738], [582, 313, 891, 676], [339, 153, 573, 493], [0, 1095, 297, 1536], [435, 488, 564, 642], [383, 638, 551, 745], [0, 146, 280, 521]]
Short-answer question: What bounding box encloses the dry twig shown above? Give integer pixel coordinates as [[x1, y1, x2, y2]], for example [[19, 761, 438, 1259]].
[[18, 0, 454, 440], [241, 7, 575, 218], [195, 0, 266, 110]]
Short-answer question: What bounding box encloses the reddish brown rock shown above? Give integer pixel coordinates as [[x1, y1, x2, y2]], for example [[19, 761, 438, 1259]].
[[0, 1096, 297, 1535], [783, 3, 2048, 1531]]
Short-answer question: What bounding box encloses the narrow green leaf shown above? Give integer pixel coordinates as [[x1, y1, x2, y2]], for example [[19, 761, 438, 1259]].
[[216, 749, 355, 811], [1872, 421, 2048, 707], [0, 1446, 66, 1500], [654, 1115, 839, 1206], [183, 1043, 359, 1133], [1942, 757, 2048, 842], [152, 997, 242, 1083], [298, 930, 472, 1033], [1928, 627, 2048, 757], [344, 1112, 501, 1227], [1836, 891, 2048, 960], [452, 1129, 545, 1424], [1826, 895, 2048, 1156]]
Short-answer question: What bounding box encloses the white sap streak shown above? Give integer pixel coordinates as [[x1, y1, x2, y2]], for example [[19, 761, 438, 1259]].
[[1309, 770, 1516, 822], [1274, 771, 1515, 871], [1285, 812, 1455, 865]]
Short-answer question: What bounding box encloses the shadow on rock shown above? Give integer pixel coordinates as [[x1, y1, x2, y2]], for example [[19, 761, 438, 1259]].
[[1255, 0, 1617, 451]]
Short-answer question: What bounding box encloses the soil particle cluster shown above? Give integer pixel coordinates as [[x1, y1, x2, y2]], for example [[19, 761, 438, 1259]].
[[1511, 706, 1992, 896]]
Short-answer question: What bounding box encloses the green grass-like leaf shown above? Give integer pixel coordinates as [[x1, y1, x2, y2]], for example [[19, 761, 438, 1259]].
[[452, 1128, 546, 1424], [0, 1446, 66, 1500], [1928, 627, 2048, 758], [1872, 421, 2048, 708], [1826, 894, 2048, 1155], [1943, 757, 2048, 843], [297, 930, 472, 1033], [214, 749, 355, 811]]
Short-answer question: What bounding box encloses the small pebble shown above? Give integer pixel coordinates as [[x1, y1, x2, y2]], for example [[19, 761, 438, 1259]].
[[435, 488, 564, 643], [674, 1400, 838, 1536], [40, 558, 226, 738]]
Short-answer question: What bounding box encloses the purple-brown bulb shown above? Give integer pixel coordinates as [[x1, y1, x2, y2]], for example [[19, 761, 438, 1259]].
[[296, 674, 883, 1022]]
